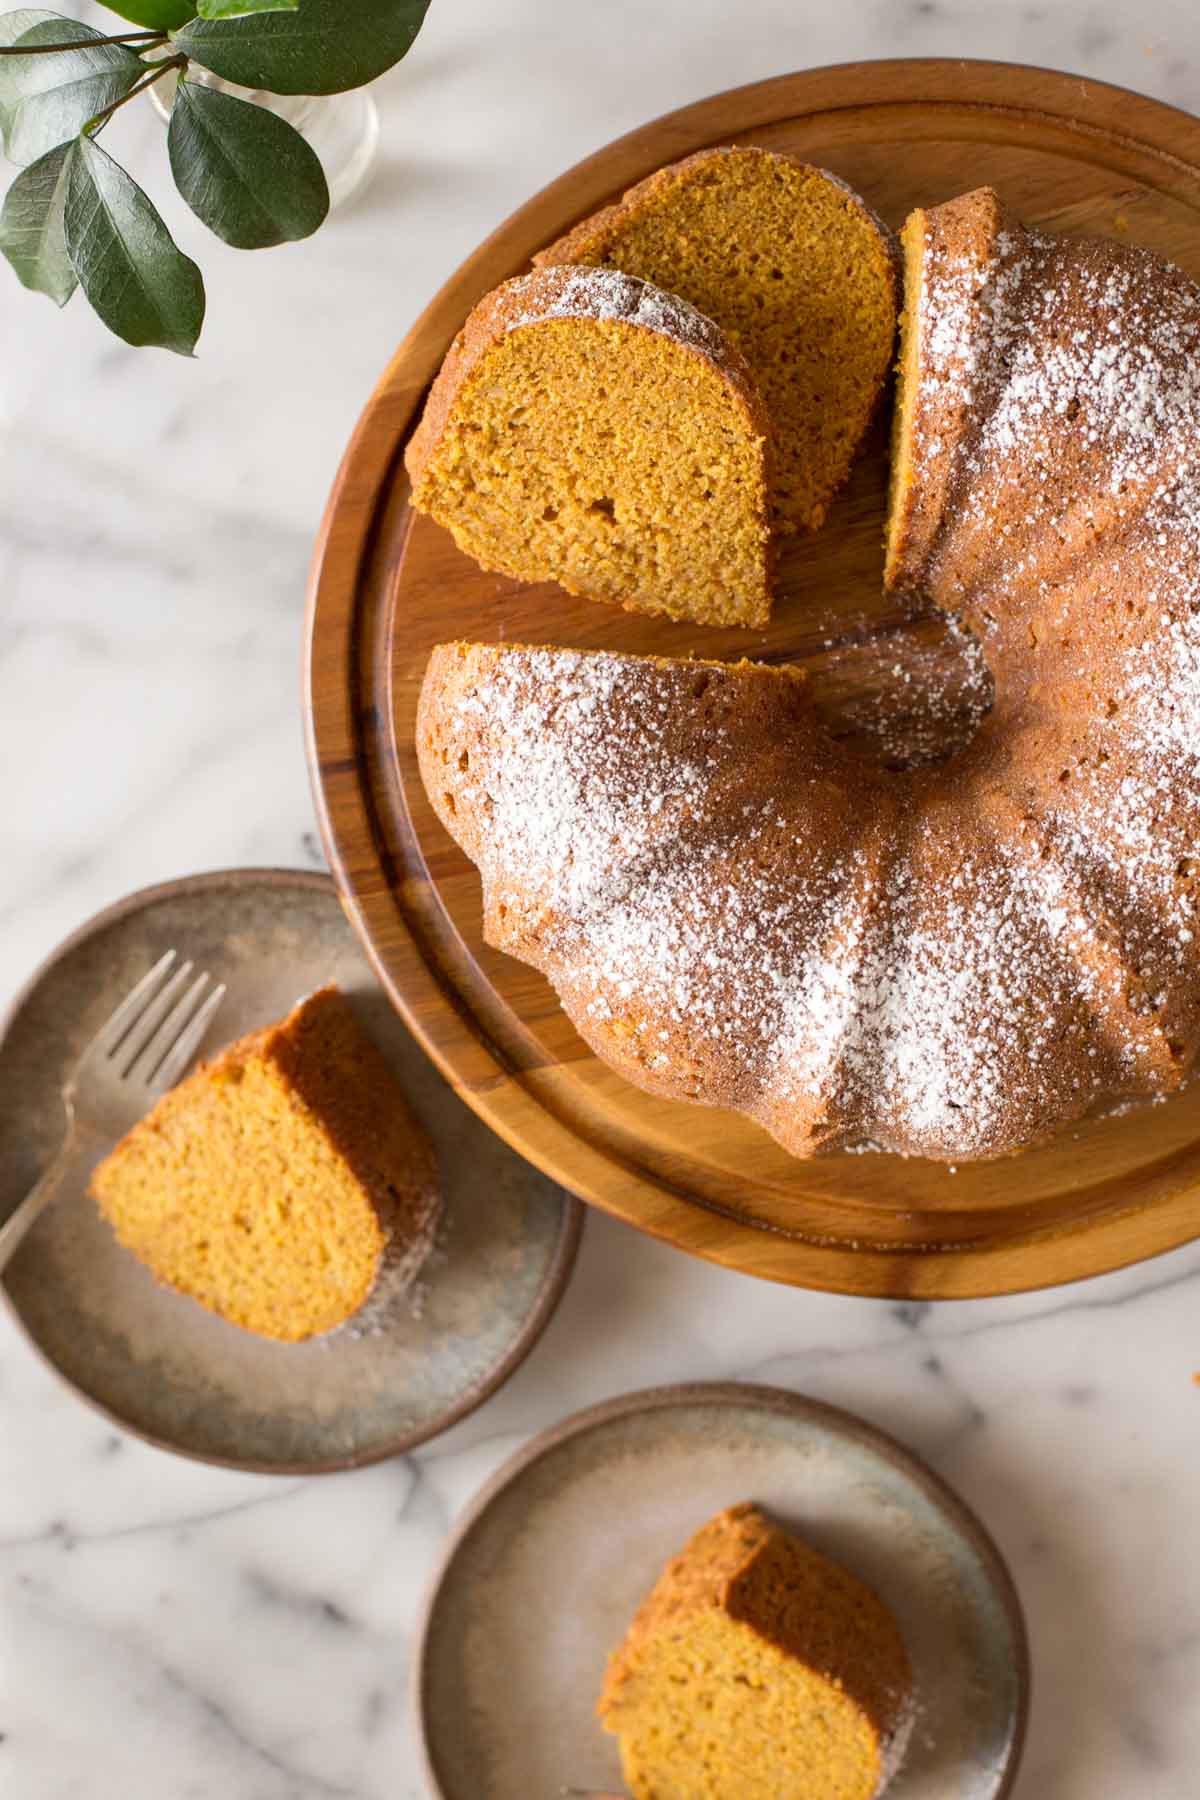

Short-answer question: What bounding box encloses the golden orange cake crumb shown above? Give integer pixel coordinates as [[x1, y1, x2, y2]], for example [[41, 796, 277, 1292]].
[[90, 986, 440, 1342], [405, 263, 772, 629], [598, 1503, 913, 1800], [536, 146, 898, 534]]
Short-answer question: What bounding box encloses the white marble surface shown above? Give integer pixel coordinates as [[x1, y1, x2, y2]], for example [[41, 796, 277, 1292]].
[[2, 2, 1200, 1794]]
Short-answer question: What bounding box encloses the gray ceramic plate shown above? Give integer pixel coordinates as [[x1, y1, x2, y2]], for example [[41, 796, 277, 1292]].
[[417, 1383, 1029, 1799], [0, 869, 581, 1473]]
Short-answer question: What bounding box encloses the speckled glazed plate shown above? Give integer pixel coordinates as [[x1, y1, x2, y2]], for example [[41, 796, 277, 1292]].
[[417, 1383, 1029, 1799], [0, 870, 581, 1473]]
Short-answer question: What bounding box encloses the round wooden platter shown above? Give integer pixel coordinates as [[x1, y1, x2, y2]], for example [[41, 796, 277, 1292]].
[[306, 59, 1200, 1299]]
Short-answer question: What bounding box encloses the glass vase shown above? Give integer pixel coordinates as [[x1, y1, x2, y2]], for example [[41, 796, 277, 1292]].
[[150, 68, 380, 212]]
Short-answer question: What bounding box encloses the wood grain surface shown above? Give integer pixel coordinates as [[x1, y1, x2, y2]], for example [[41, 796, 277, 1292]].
[[305, 60, 1200, 1297]]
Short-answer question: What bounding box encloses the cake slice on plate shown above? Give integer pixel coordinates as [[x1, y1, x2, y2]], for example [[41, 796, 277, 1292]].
[[90, 986, 441, 1342], [599, 1502, 913, 1799]]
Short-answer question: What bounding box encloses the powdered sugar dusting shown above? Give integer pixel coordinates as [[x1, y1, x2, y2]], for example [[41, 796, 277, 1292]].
[[767, 821, 1175, 1159], [913, 217, 1200, 505], [501, 264, 728, 360], [421, 617, 1192, 1162], [875, 1685, 918, 1795], [446, 648, 713, 915]]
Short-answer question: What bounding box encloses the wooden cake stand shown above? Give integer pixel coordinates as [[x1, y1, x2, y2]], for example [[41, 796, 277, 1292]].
[[306, 60, 1200, 1296]]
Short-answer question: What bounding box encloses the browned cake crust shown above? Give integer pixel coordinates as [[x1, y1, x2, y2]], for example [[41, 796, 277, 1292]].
[[600, 1503, 910, 1734], [883, 191, 998, 597], [405, 263, 774, 627], [262, 987, 441, 1279]]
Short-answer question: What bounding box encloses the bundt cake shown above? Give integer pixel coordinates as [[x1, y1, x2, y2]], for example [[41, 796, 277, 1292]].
[[598, 1502, 913, 1800], [405, 263, 772, 627], [535, 145, 898, 534], [91, 987, 441, 1340], [416, 188, 1200, 1162]]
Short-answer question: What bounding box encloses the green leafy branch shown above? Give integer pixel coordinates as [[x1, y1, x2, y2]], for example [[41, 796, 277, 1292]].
[[0, 0, 431, 352]]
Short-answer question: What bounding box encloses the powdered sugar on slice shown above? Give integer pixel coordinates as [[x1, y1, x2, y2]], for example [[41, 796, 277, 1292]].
[[501, 264, 729, 360]]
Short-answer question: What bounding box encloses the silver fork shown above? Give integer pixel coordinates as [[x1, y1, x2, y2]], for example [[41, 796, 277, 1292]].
[[0, 950, 226, 1274]]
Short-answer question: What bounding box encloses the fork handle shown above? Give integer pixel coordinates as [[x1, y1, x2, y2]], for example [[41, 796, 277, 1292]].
[[0, 1132, 81, 1275]]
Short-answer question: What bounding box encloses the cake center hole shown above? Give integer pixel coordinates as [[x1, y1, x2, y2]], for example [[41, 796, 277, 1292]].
[[801, 609, 995, 773]]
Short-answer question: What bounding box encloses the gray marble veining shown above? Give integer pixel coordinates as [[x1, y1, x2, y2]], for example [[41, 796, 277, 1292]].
[[3, 1, 1200, 1795]]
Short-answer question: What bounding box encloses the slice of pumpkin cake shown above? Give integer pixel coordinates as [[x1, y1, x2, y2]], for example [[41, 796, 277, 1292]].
[[599, 1502, 913, 1800], [90, 986, 441, 1342], [404, 263, 773, 628], [536, 146, 898, 534]]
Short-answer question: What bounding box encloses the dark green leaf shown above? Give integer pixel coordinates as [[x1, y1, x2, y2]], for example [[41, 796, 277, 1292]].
[[64, 133, 204, 353], [196, 0, 299, 16], [0, 138, 75, 301], [100, 1, 196, 26], [0, 13, 143, 165], [172, 0, 430, 95], [168, 78, 327, 247]]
